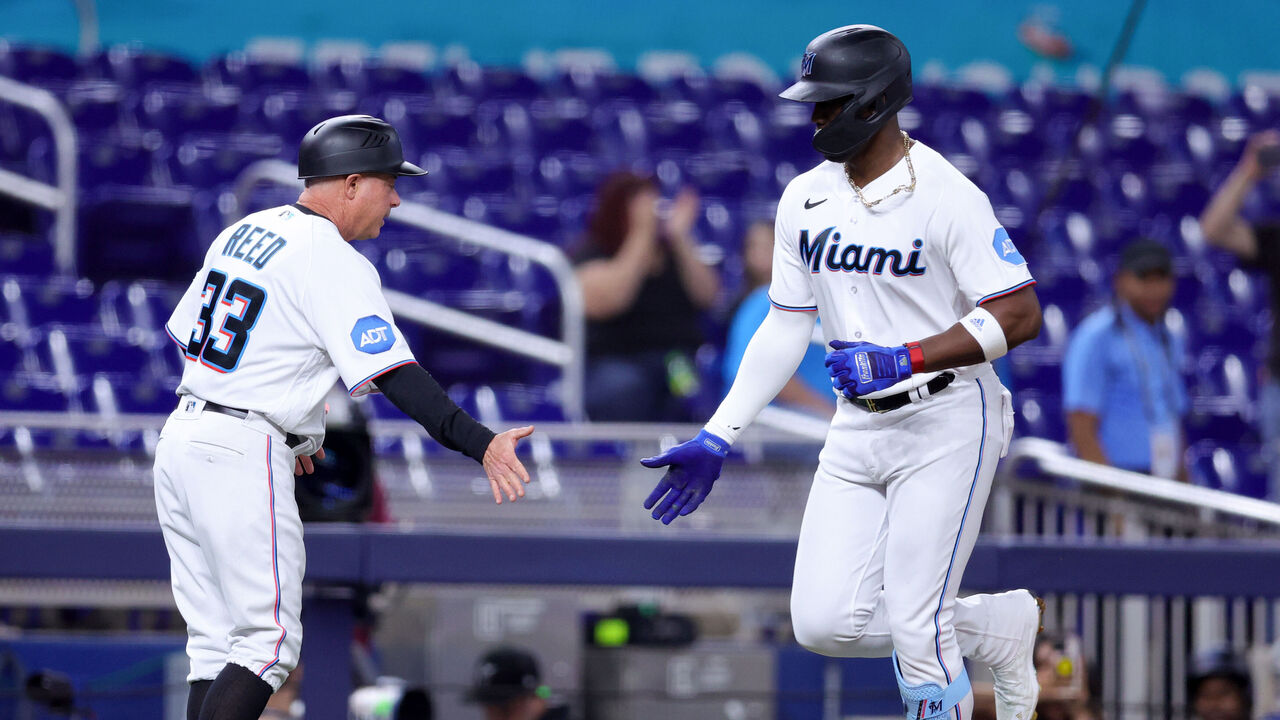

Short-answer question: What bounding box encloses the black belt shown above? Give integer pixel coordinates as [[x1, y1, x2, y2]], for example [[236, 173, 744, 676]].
[[198, 399, 303, 448], [849, 372, 956, 413], [202, 400, 249, 420]]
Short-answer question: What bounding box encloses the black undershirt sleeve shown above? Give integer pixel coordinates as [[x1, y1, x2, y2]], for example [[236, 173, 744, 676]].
[[373, 363, 495, 463]]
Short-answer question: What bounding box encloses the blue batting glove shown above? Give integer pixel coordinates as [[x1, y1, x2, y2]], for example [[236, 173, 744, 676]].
[[825, 340, 913, 399], [639, 430, 729, 525]]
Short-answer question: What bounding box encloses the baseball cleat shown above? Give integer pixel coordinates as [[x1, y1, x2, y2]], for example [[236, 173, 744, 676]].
[[992, 589, 1043, 720]]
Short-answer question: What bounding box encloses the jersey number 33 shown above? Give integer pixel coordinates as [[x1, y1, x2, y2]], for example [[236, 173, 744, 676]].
[[184, 269, 267, 373]]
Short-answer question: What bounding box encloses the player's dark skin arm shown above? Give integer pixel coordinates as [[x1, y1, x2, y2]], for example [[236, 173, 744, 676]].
[[912, 285, 1042, 373], [1065, 411, 1110, 466]]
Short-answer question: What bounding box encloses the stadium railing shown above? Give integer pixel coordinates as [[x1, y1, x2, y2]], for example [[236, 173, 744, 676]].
[[0, 74, 78, 275], [2, 410, 1280, 717]]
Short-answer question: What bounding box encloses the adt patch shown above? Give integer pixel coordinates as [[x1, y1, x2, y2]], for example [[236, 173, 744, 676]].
[[351, 315, 395, 354], [992, 227, 1026, 265]]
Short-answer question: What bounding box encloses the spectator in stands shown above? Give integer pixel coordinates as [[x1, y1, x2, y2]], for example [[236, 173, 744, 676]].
[[1032, 634, 1095, 720], [1187, 649, 1252, 720], [1062, 239, 1188, 479], [466, 646, 568, 720], [574, 172, 719, 421], [1199, 130, 1280, 499], [723, 219, 833, 416]]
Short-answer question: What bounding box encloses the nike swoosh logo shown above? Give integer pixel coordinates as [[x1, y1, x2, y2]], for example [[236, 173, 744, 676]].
[[804, 198, 827, 209]]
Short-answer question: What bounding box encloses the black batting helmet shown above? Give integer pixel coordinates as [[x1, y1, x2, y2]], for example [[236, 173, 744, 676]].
[[780, 24, 912, 163], [297, 114, 427, 179]]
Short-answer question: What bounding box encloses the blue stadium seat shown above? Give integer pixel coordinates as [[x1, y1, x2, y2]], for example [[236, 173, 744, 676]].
[[60, 330, 156, 376], [63, 80, 128, 134], [415, 146, 517, 197], [684, 151, 757, 198], [93, 46, 199, 87], [168, 132, 286, 188], [101, 372, 176, 414], [21, 281, 101, 328], [644, 100, 707, 153], [487, 383, 567, 422], [77, 186, 200, 282], [532, 151, 604, 199], [441, 65, 546, 102], [207, 52, 311, 93], [527, 98, 595, 154], [0, 235, 54, 276], [0, 43, 79, 86], [553, 69, 659, 106], [1187, 440, 1268, 498], [248, 89, 362, 142], [139, 83, 242, 136], [383, 93, 480, 149], [0, 373, 69, 412]]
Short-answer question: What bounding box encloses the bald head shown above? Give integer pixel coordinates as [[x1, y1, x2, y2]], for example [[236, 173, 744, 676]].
[[296, 172, 401, 242]]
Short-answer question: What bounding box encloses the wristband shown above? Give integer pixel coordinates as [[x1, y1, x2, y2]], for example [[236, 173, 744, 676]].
[[694, 429, 730, 457], [905, 341, 926, 373], [959, 306, 1008, 361]]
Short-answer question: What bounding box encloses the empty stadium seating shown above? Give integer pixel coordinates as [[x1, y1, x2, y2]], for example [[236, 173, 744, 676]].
[[0, 42, 1275, 495]]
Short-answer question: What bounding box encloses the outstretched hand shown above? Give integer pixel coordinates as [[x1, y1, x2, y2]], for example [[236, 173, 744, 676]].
[[294, 447, 326, 476], [483, 426, 535, 504], [639, 430, 729, 524]]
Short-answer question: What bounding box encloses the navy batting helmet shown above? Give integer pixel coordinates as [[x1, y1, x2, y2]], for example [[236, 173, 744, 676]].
[[779, 25, 912, 163], [297, 114, 427, 180]]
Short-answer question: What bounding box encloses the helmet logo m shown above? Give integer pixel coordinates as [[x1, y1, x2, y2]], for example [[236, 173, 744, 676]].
[[801, 52, 816, 77]]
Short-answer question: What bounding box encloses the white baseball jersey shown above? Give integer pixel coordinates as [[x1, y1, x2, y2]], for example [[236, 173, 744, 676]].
[[164, 203, 416, 448], [770, 141, 1041, 712], [768, 140, 1035, 397]]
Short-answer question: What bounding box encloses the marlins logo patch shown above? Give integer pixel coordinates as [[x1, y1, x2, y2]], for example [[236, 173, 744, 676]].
[[992, 227, 1026, 265], [801, 51, 816, 77], [351, 315, 395, 354]]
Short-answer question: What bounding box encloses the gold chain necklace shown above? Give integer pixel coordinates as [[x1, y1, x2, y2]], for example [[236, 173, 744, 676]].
[[844, 131, 916, 209]]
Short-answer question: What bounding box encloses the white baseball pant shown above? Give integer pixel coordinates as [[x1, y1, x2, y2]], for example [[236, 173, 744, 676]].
[[153, 397, 304, 692], [791, 371, 1026, 718]]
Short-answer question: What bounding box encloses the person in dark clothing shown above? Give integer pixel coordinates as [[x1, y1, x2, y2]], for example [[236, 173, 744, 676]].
[[1200, 129, 1280, 499], [1187, 649, 1251, 720], [466, 646, 569, 720], [573, 171, 720, 421]]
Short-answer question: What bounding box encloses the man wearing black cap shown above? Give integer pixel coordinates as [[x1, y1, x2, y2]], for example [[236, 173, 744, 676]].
[[1188, 649, 1252, 720], [154, 115, 536, 720], [1062, 239, 1188, 478], [466, 647, 569, 720]]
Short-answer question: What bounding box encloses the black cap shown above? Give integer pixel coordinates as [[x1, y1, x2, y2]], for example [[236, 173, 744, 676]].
[[1119, 239, 1173, 275], [465, 647, 543, 704], [1187, 649, 1251, 702], [297, 114, 427, 180]]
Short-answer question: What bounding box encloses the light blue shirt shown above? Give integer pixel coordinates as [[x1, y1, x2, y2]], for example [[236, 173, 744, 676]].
[[723, 287, 834, 406], [1061, 303, 1188, 472]]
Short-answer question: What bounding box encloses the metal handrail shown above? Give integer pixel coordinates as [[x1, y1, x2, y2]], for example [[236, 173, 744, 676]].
[[0, 75, 78, 274], [227, 159, 586, 420], [1002, 437, 1280, 526]]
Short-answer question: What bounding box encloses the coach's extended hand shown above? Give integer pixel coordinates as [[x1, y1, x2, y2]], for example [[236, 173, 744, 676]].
[[640, 430, 729, 524], [483, 426, 535, 504], [825, 340, 913, 399]]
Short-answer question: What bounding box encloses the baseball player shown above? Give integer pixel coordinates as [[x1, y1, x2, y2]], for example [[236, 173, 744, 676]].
[[153, 115, 535, 720], [641, 26, 1044, 720]]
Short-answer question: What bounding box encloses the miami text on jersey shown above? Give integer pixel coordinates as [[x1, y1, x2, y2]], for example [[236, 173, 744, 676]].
[[221, 223, 289, 269], [798, 227, 927, 277]]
